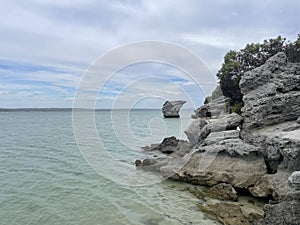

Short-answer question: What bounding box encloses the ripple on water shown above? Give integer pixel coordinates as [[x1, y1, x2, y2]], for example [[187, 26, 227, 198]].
[[0, 111, 221, 225]]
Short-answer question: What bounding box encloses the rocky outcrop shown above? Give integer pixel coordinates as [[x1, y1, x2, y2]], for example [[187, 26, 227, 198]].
[[240, 52, 300, 129], [162, 100, 186, 118], [136, 52, 300, 225]]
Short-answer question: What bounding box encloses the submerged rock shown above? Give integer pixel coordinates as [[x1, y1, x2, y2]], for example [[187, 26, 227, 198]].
[[208, 183, 238, 201], [199, 202, 252, 225], [162, 100, 186, 118]]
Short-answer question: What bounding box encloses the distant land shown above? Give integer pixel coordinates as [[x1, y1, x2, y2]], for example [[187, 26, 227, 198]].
[[0, 108, 193, 112]]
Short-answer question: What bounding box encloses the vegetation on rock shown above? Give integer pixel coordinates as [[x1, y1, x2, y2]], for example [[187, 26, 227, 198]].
[[217, 34, 300, 113]]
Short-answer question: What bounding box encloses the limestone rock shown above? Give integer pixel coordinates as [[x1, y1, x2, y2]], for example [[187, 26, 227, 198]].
[[255, 199, 300, 225], [159, 136, 179, 154], [241, 121, 300, 173], [164, 148, 266, 189], [203, 130, 240, 146], [240, 52, 300, 129], [141, 137, 193, 157], [192, 95, 228, 118], [184, 118, 208, 145], [289, 171, 300, 190], [185, 113, 243, 145], [192, 104, 211, 118], [162, 100, 186, 118], [249, 173, 290, 200]]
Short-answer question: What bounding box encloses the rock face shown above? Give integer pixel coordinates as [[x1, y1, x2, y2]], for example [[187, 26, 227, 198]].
[[162, 100, 186, 118], [137, 53, 300, 225], [240, 52, 300, 129], [184, 113, 243, 145]]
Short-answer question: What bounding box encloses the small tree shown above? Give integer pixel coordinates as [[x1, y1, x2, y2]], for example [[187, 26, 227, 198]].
[[216, 35, 296, 114]]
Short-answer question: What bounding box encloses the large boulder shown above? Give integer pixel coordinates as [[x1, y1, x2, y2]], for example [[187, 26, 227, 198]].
[[162, 100, 186, 118]]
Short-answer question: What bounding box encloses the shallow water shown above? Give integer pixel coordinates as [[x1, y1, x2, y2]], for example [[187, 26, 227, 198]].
[[0, 110, 221, 225]]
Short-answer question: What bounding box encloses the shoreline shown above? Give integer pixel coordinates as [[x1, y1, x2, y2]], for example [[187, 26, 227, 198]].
[[136, 53, 300, 225]]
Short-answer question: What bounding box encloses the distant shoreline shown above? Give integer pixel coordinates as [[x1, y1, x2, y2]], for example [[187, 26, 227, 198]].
[[0, 108, 194, 112]]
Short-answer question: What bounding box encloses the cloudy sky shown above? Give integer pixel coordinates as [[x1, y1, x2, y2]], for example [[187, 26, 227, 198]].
[[0, 0, 299, 108]]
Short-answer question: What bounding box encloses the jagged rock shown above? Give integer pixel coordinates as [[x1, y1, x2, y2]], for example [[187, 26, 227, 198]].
[[203, 130, 240, 146], [138, 52, 300, 225], [241, 121, 300, 173], [193, 104, 211, 118], [289, 171, 300, 190], [162, 100, 186, 118], [249, 172, 290, 200], [192, 95, 228, 118], [206, 113, 243, 132], [208, 183, 238, 201], [141, 137, 193, 156], [240, 52, 300, 129], [255, 196, 300, 225], [159, 136, 179, 154], [184, 118, 208, 145], [185, 113, 243, 145], [163, 147, 266, 189]]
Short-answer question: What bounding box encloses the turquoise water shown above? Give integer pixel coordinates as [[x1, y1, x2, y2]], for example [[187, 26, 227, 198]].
[[0, 110, 220, 225]]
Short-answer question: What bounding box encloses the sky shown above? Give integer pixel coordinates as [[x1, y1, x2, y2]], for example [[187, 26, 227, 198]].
[[0, 0, 299, 109]]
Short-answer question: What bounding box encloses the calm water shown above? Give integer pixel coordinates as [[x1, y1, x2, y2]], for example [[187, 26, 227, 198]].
[[0, 110, 220, 225]]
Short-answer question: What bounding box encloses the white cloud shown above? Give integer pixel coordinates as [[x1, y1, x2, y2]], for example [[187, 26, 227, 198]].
[[0, 0, 299, 108]]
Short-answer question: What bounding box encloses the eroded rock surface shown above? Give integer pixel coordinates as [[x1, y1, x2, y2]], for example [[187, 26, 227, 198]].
[[136, 53, 300, 225], [240, 52, 300, 129], [162, 100, 186, 118]]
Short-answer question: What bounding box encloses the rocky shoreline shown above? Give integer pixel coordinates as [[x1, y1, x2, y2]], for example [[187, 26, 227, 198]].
[[136, 53, 300, 225]]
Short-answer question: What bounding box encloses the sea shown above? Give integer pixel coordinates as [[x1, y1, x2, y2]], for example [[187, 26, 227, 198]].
[[0, 109, 221, 225]]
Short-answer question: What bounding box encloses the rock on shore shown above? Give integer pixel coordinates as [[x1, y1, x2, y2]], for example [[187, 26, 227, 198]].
[[136, 53, 300, 225]]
